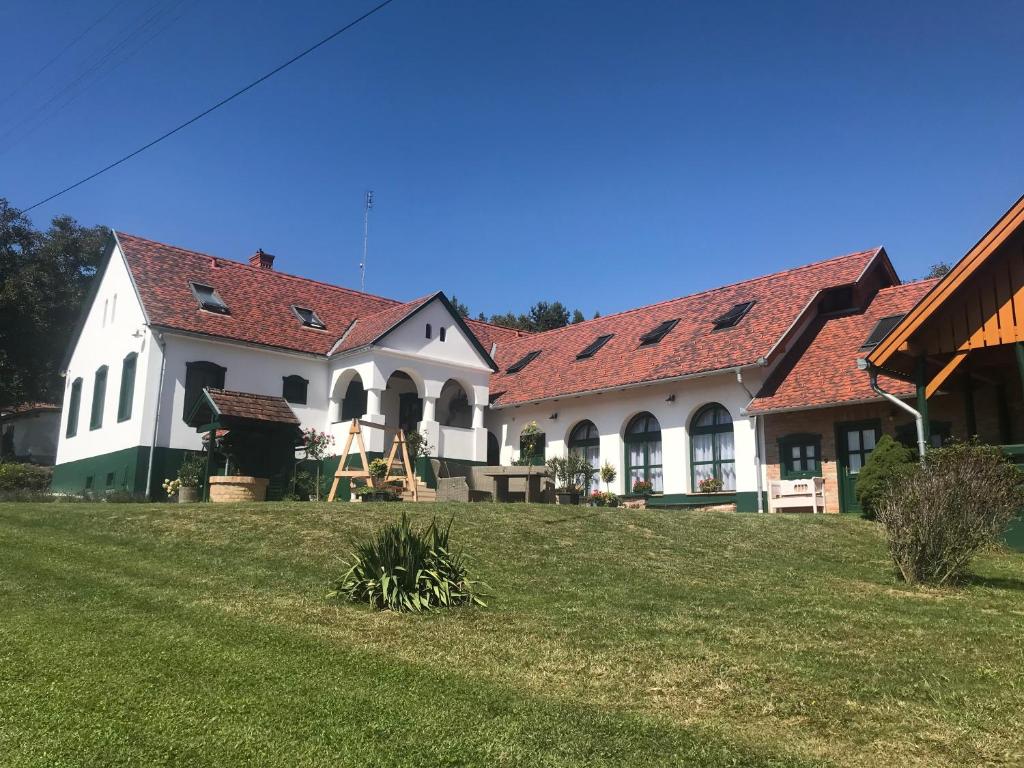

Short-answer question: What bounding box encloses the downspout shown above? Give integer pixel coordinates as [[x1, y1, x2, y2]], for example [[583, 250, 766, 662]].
[[736, 368, 765, 514], [144, 329, 168, 499], [868, 367, 926, 463]]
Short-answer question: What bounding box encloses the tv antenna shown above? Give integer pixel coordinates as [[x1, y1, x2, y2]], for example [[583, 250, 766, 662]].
[[359, 190, 374, 291]]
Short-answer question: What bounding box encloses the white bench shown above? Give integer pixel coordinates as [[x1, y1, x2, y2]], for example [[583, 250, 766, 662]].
[[768, 478, 825, 514]]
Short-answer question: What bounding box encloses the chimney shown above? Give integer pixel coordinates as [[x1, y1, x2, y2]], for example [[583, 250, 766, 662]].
[[249, 248, 275, 270]]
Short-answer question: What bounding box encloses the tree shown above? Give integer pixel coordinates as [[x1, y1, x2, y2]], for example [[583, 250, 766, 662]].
[[571, 309, 585, 324], [924, 262, 951, 279], [448, 294, 471, 317], [0, 199, 106, 407], [485, 301, 582, 332]]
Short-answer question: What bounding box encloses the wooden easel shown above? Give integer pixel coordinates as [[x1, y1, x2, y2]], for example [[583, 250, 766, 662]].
[[327, 419, 418, 502]]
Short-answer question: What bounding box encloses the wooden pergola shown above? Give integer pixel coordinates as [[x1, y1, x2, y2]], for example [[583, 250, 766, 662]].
[[866, 194, 1024, 450]]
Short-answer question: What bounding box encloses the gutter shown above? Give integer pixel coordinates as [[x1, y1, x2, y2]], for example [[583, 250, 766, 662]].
[[144, 329, 168, 499], [735, 367, 765, 514], [863, 361, 926, 462]]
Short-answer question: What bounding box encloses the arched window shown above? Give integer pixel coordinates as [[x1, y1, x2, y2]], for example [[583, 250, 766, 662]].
[[425, 323, 432, 339], [568, 420, 600, 471], [519, 425, 546, 466], [624, 412, 662, 492], [690, 403, 735, 491], [439, 326, 447, 342]]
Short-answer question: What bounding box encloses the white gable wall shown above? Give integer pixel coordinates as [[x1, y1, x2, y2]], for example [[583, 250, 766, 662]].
[[376, 298, 493, 372], [56, 244, 153, 465]]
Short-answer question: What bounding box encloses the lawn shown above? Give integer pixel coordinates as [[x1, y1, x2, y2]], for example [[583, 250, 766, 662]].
[[1, 503, 1022, 767]]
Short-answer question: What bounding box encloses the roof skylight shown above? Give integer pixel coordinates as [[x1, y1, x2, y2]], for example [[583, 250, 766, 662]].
[[190, 282, 230, 315], [712, 301, 755, 330], [292, 305, 326, 330], [861, 314, 905, 349], [576, 334, 613, 360], [639, 319, 679, 346], [506, 350, 541, 374]]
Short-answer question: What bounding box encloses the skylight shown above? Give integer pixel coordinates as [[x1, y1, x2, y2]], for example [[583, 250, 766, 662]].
[[292, 305, 326, 330], [712, 301, 755, 330], [639, 319, 679, 346], [506, 350, 541, 374], [576, 334, 613, 360], [861, 314, 906, 349], [190, 282, 230, 314]]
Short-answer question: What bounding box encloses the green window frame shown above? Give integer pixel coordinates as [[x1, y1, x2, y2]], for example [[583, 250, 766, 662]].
[[624, 412, 663, 492], [568, 420, 600, 487], [282, 374, 308, 405], [778, 433, 821, 479], [183, 361, 226, 420], [66, 378, 83, 438], [895, 421, 951, 450], [117, 353, 137, 422], [690, 403, 735, 491], [90, 366, 108, 430]]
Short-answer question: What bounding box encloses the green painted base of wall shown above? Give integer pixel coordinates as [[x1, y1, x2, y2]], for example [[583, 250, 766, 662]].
[[51, 446, 194, 500], [644, 491, 763, 512], [1004, 517, 1024, 553]]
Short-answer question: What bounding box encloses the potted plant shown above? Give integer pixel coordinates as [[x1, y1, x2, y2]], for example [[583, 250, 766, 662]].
[[698, 476, 724, 494], [600, 461, 617, 494], [590, 489, 606, 507], [547, 455, 583, 504], [175, 453, 205, 503], [632, 479, 653, 496], [576, 457, 598, 498]]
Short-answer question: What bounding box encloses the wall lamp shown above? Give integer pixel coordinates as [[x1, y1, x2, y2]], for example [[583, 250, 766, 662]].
[[665, 394, 676, 403], [549, 412, 558, 420]]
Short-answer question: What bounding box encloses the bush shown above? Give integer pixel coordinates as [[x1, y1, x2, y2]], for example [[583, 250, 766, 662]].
[[177, 453, 206, 488], [856, 435, 914, 519], [0, 462, 52, 492], [328, 513, 486, 612], [876, 440, 1024, 586]]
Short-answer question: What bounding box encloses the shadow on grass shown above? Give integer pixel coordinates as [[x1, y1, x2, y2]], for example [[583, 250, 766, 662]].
[[963, 573, 1024, 592]]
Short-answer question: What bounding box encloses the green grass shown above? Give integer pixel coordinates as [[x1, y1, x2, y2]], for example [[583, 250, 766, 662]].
[[1, 503, 1022, 767]]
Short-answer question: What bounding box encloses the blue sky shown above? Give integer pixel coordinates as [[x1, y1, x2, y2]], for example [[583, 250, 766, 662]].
[[3, 0, 1023, 318]]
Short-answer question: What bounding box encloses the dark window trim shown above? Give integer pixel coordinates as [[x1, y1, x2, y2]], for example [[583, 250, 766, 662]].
[[506, 350, 541, 374], [282, 374, 309, 405], [189, 282, 230, 315], [90, 365, 108, 431], [624, 412, 663, 490], [861, 314, 906, 349], [639, 319, 679, 346], [690, 403, 735, 490], [439, 326, 447, 342], [425, 323, 432, 339], [576, 334, 613, 360], [291, 305, 326, 330], [117, 352, 137, 422], [778, 433, 822, 480], [712, 301, 756, 331], [568, 419, 600, 448], [66, 378, 83, 438]]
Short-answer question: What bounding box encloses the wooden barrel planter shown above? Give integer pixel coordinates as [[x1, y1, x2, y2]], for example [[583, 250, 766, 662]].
[[208, 476, 269, 502], [178, 486, 201, 504]]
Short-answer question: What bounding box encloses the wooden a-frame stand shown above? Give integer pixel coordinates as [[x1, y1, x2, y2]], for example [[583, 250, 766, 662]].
[[326, 419, 418, 502]]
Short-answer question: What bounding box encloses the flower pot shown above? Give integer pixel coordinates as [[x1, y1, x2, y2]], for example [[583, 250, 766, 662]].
[[555, 491, 580, 505], [178, 486, 200, 504]]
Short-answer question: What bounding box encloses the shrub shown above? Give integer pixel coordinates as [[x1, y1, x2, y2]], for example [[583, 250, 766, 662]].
[[600, 461, 617, 492], [876, 440, 1024, 586], [0, 462, 52, 492], [368, 458, 389, 482], [177, 453, 206, 488], [329, 513, 486, 612], [856, 435, 914, 519]]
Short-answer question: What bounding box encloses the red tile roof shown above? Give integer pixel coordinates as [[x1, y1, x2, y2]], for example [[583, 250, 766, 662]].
[[332, 294, 435, 353], [464, 317, 533, 351], [488, 248, 885, 407], [748, 279, 939, 414], [204, 388, 300, 425], [117, 232, 401, 356]]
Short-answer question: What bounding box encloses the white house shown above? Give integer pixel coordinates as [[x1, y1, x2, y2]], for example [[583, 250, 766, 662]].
[[52, 229, 901, 509]]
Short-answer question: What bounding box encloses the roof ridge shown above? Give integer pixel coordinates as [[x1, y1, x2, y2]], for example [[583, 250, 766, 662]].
[[115, 231, 403, 306], [513, 246, 883, 342]]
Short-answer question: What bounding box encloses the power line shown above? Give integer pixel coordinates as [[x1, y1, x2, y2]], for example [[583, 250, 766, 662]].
[[0, 0, 131, 110], [22, 0, 399, 214]]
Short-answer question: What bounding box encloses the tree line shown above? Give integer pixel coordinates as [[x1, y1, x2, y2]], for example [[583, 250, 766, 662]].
[[449, 295, 598, 333]]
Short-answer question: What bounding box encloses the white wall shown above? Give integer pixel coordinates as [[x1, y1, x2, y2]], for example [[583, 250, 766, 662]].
[[56, 245, 153, 465], [377, 298, 490, 369], [484, 370, 767, 496], [155, 334, 329, 451]]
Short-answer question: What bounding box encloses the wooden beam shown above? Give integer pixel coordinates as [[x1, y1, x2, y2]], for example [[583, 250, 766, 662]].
[[925, 352, 968, 399]]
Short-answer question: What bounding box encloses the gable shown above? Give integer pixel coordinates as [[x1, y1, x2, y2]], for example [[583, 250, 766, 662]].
[[375, 296, 496, 371]]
